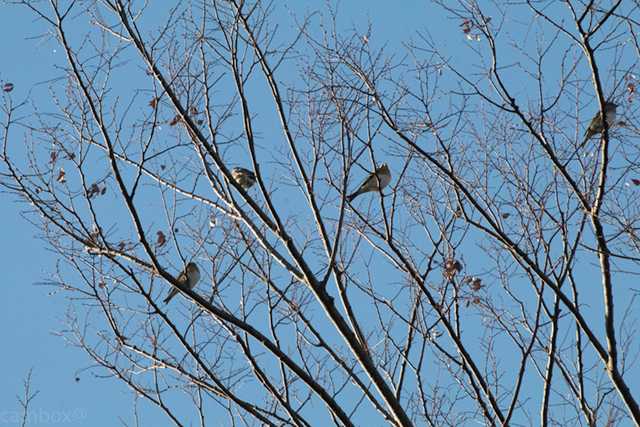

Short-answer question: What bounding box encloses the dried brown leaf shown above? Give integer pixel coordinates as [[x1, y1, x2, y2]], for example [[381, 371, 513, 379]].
[[156, 230, 167, 247], [56, 168, 66, 183], [87, 183, 100, 198], [169, 115, 181, 126], [443, 258, 462, 281]]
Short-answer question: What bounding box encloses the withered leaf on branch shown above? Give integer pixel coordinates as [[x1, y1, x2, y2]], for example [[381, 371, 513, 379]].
[[156, 231, 166, 247], [89, 226, 100, 241], [87, 183, 100, 198], [461, 19, 472, 34], [169, 115, 182, 126], [56, 168, 66, 183], [443, 258, 462, 281], [149, 97, 159, 109]]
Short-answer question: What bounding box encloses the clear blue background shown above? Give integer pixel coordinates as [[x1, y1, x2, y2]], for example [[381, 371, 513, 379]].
[[0, 1, 454, 425], [1, 1, 632, 425]]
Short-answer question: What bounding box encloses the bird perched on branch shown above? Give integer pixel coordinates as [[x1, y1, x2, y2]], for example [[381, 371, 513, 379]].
[[347, 163, 391, 202], [582, 101, 618, 146], [164, 262, 200, 304], [231, 167, 256, 190]]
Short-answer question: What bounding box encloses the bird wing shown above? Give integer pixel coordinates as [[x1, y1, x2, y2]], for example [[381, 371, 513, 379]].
[[358, 172, 378, 192], [377, 169, 391, 189], [163, 287, 179, 304], [164, 271, 188, 303], [177, 271, 190, 286]]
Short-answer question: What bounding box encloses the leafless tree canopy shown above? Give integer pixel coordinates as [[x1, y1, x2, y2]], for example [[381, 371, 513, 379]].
[[2, 0, 640, 425]]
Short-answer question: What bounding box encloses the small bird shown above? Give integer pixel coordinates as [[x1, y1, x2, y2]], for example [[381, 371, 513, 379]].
[[231, 167, 256, 190], [164, 262, 200, 304], [582, 101, 618, 145], [347, 163, 391, 202]]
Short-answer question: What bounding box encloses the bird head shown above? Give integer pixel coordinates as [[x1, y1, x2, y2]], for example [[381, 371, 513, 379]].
[[604, 101, 618, 111], [186, 262, 199, 275], [380, 163, 390, 174]]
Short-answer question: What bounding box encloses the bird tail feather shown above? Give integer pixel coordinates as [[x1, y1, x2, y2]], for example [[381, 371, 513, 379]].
[[164, 288, 178, 304], [581, 129, 594, 148]]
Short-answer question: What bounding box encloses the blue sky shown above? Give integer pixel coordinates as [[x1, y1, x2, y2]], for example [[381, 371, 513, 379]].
[[2, 1, 638, 426], [0, 1, 448, 425]]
